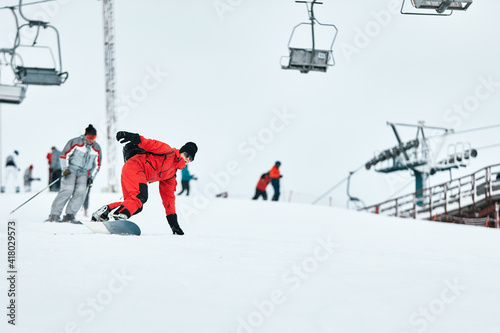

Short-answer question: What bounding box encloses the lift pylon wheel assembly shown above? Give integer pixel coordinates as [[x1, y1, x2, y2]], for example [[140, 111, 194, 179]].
[[401, 0, 472, 16], [281, 0, 338, 74], [9, 0, 68, 86]]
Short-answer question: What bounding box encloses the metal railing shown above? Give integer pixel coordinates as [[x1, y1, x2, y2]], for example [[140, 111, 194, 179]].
[[363, 164, 500, 226]]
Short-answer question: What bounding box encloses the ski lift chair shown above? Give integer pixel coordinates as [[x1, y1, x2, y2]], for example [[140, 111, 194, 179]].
[[13, 43, 68, 86], [401, 0, 472, 15], [0, 49, 26, 104], [11, 4, 68, 86], [0, 84, 26, 104], [281, 1, 338, 74]]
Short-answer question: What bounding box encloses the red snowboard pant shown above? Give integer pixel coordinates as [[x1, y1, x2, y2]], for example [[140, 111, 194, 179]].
[[108, 159, 148, 217]]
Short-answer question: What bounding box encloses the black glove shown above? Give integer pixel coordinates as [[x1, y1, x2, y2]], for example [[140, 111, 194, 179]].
[[62, 169, 71, 177], [166, 214, 184, 235], [116, 131, 141, 145], [87, 178, 93, 186]]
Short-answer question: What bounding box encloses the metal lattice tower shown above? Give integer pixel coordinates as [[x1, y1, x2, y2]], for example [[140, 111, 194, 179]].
[[102, 0, 117, 192]]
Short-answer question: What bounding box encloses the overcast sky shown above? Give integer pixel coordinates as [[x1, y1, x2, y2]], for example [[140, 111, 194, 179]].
[[0, 0, 498, 208]]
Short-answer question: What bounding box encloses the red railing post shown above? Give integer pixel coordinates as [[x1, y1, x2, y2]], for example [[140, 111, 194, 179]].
[[429, 187, 433, 220], [495, 202, 499, 229]]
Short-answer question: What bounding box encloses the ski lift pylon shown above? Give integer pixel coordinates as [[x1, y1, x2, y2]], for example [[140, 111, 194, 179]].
[[281, 0, 338, 74], [401, 0, 472, 16], [9, 0, 68, 86]]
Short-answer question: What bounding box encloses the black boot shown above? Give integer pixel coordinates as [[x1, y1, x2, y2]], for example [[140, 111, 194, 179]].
[[166, 214, 184, 235], [92, 205, 110, 221]]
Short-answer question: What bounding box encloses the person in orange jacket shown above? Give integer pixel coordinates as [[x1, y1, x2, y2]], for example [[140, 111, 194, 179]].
[[252, 172, 270, 200], [269, 161, 282, 201], [92, 131, 197, 235]]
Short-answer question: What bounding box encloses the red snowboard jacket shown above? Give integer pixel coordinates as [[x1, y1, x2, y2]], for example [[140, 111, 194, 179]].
[[256, 173, 271, 191], [126, 136, 186, 215]]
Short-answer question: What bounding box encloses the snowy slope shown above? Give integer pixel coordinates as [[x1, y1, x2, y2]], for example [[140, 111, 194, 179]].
[[1, 191, 499, 333]]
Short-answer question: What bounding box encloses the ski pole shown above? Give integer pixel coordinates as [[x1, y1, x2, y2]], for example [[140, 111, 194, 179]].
[[10, 177, 61, 214]]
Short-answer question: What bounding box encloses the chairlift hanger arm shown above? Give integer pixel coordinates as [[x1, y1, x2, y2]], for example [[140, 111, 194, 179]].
[[286, 0, 339, 51], [17, 0, 49, 26]]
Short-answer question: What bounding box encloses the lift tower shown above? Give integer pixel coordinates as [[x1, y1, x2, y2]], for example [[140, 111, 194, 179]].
[[102, 0, 117, 192]]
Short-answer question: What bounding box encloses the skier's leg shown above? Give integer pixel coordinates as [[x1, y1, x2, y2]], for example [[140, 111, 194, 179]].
[[271, 179, 279, 201], [65, 173, 88, 216], [12, 168, 20, 193], [3, 166, 14, 190], [50, 173, 76, 216], [53, 169, 62, 191], [178, 181, 186, 195]]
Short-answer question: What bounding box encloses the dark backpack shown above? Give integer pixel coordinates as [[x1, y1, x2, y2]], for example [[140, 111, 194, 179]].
[[122, 143, 174, 162], [122, 143, 148, 162]]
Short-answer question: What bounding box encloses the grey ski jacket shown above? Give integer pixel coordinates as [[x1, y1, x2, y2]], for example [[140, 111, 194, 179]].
[[60, 136, 102, 179]]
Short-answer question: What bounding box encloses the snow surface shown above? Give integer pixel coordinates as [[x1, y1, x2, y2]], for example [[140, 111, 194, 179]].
[[1, 189, 499, 333]]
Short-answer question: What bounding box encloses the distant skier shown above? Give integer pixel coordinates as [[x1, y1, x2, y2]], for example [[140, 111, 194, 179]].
[[178, 165, 197, 196], [47, 125, 102, 223], [23, 165, 41, 192], [47, 146, 62, 191], [92, 131, 198, 236], [269, 161, 283, 201], [1, 150, 20, 193], [252, 172, 270, 200]]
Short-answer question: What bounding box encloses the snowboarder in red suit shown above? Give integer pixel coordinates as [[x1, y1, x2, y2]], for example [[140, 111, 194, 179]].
[[252, 172, 270, 200], [92, 131, 198, 235]]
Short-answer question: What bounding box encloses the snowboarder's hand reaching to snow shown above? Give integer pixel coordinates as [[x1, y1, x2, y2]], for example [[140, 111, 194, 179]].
[[116, 131, 141, 145]]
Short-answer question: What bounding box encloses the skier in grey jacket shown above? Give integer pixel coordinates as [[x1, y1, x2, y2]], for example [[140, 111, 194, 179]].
[[47, 125, 102, 223]]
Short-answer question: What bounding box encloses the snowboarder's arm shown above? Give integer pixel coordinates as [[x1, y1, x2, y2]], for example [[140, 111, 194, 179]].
[[159, 176, 177, 215]]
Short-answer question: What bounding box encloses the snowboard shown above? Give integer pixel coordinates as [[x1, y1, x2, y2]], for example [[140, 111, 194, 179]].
[[81, 219, 141, 236]]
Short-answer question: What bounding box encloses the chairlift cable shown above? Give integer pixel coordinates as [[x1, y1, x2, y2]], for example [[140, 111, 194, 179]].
[[384, 179, 414, 201], [0, 0, 55, 10], [475, 143, 500, 151], [427, 123, 500, 139], [452, 123, 500, 136], [311, 163, 365, 205]]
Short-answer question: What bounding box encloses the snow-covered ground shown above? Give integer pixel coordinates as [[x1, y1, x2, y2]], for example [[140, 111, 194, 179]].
[[1, 189, 499, 333]]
